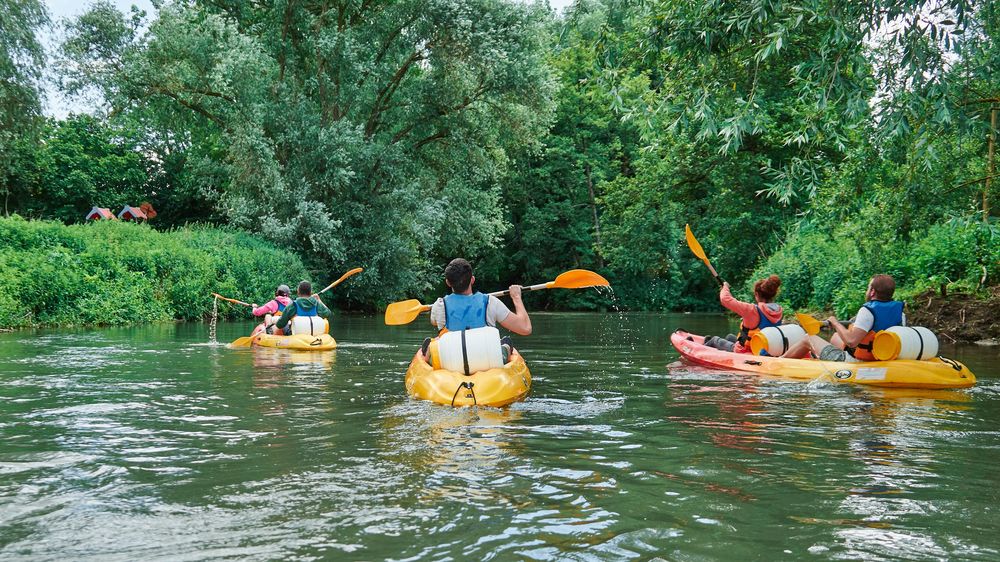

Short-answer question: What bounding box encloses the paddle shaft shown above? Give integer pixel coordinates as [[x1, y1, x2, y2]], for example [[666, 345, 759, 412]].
[[319, 268, 363, 294], [212, 293, 252, 307], [705, 267, 724, 286], [489, 282, 550, 299], [403, 283, 556, 320]]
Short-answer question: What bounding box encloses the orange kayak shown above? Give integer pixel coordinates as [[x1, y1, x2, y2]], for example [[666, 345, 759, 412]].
[[670, 330, 975, 389]]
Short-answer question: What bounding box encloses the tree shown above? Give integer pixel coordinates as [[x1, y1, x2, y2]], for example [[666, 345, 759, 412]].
[[12, 115, 157, 222], [605, 0, 980, 202], [0, 0, 48, 215], [57, 0, 556, 305], [483, 0, 640, 309]]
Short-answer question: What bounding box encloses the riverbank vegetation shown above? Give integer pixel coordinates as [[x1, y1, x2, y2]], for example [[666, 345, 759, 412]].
[[1, 0, 997, 336], [0, 216, 305, 328]]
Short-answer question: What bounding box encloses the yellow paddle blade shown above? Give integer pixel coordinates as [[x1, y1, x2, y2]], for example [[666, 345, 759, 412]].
[[684, 224, 722, 283], [549, 269, 611, 289], [685, 224, 708, 262], [320, 267, 364, 294], [229, 336, 254, 348], [384, 299, 432, 325], [796, 313, 823, 336]]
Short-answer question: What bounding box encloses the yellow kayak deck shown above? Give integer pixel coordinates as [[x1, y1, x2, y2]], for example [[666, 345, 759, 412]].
[[251, 333, 337, 351], [405, 349, 532, 407]]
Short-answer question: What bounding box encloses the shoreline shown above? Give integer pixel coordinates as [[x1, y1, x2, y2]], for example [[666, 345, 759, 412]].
[[3, 299, 997, 343], [905, 288, 1000, 345]]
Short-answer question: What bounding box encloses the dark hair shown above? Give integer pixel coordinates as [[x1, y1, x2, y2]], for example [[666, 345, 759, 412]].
[[276, 284, 290, 297], [753, 275, 781, 302], [870, 274, 895, 301], [445, 258, 474, 293], [297, 281, 312, 296]]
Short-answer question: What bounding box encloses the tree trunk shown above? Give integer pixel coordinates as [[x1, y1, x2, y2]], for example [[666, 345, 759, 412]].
[[585, 164, 604, 267], [986, 105, 996, 222]]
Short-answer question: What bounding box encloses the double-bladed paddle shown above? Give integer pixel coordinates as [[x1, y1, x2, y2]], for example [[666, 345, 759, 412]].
[[383, 269, 611, 326], [795, 313, 852, 337], [795, 313, 824, 336]]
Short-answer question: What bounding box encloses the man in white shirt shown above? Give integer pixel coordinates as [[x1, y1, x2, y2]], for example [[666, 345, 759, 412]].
[[781, 275, 905, 362], [421, 259, 532, 361], [428, 258, 532, 335]]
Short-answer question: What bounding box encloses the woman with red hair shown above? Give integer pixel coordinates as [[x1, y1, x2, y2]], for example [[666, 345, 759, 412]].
[[704, 275, 784, 354]]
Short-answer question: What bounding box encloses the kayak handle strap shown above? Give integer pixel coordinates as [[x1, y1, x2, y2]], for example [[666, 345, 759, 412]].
[[451, 382, 476, 407]]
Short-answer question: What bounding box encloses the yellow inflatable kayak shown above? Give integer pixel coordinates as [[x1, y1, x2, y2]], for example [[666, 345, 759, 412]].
[[671, 330, 975, 389], [405, 349, 531, 407], [251, 332, 337, 351]]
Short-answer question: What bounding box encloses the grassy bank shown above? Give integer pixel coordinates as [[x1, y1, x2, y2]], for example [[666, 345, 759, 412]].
[[0, 216, 307, 328]]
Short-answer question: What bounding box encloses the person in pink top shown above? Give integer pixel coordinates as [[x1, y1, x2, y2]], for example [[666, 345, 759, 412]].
[[251, 284, 292, 334], [704, 275, 784, 353]]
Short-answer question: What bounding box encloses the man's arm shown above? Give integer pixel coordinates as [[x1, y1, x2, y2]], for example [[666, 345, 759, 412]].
[[498, 285, 532, 336], [827, 316, 867, 348], [313, 296, 331, 318], [276, 305, 296, 329]]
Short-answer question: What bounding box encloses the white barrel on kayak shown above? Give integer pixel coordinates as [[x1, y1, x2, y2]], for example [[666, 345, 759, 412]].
[[872, 326, 938, 361], [750, 324, 807, 356], [436, 326, 504, 375], [290, 316, 328, 336]]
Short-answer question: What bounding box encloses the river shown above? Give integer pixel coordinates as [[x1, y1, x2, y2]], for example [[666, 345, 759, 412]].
[[1, 313, 998, 560]]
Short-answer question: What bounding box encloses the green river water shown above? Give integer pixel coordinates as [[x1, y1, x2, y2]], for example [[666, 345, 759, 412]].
[[1, 313, 999, 561]]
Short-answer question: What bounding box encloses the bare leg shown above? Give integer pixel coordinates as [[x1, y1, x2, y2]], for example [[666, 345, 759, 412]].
[[782, 338, 812, 358], [830, 332, 845, 348], [782, 336, 831, 359]]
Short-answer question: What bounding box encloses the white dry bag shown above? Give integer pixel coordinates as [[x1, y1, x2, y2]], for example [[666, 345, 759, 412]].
[[872, 326, 939, 361], [436, 326, 504, 375], [290, 316, 328, 336], [750, 324, 807, 356]]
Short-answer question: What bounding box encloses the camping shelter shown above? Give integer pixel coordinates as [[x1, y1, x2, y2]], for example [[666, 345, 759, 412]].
[[85, 207, 116, 220]]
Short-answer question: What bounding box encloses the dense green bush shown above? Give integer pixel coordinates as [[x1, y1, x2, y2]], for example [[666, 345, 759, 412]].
[[0, 216, 308, 328], [893, 220, 1000, 293], [751, 219, 999, 318]]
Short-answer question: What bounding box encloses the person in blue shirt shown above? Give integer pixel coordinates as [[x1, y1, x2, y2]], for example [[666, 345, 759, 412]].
[[429, 258, 532, 334]]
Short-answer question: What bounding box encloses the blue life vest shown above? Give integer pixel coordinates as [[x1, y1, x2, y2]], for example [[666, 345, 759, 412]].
[[444, 292, 489, 331], [294, 299, 318, 317], [862, 300, 904, 332], [737, 304, 782, 345], [276, 301, 287, 313], [851, 300, 905, 359]]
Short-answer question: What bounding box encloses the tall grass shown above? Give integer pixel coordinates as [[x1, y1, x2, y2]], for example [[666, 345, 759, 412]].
[[0, 216, 308, 328]]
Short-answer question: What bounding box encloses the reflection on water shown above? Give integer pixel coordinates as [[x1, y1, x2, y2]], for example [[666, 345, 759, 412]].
[[0, 314, 998, 560]]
